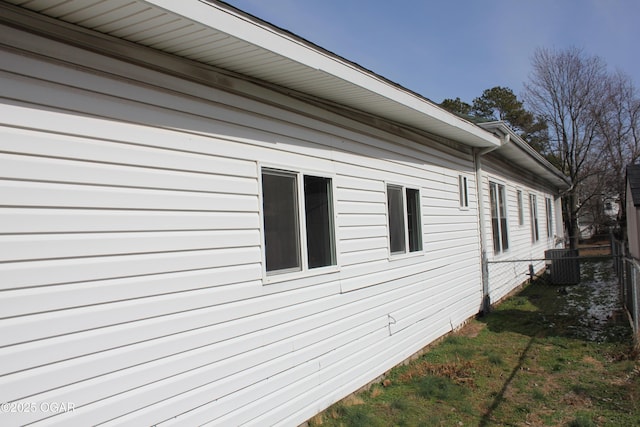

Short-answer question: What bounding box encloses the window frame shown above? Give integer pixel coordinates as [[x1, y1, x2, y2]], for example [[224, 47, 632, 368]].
[[545, 197, 554, 239], [517, 189, 524, 226], [530, 193, 540, 243], [260, 166, 338, 283], [386, 182, 424, 257], [458, 174, 469, 209], [489, 181, 509, 255]]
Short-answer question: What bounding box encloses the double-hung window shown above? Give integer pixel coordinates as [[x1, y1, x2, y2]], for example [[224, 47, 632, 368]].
[[545, 197, 553, 239], [387, 184, 423, 255], [530, 194, 539, 243], [261, 168, 336, 276], [489, 182, 509, 254]]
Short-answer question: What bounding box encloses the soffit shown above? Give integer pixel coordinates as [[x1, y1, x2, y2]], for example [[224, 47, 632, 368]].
[[2, 0, 499, 149]]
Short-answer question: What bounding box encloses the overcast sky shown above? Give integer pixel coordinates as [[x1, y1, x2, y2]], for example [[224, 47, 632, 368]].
[[224, 0, 640, 105]]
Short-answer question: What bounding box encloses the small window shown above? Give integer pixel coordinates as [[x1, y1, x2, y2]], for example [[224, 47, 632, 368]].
[[545, 197, 553, 239], [458, 175, 469, 208], [517, 190, 524, 226], [530, 194, 539, 243], [387, 184, 423, 255], [262, 168, 335, 275], [489, 182, 509, 254]]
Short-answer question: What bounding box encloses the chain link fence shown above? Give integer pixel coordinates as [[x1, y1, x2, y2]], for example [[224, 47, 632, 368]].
[[613, 239, 640, 350], [486, 237, 640, 350]]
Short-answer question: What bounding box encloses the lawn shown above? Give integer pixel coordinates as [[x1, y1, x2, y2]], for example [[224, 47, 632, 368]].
[[309, 260, 639, 427]]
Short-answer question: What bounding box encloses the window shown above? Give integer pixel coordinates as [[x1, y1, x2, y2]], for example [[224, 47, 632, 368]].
[[305, 175, 335, 268], [530, 194, 539, 243], [458, 175, 469, 208], [387, 184, 423, 255], [517, 190, 524, 226], [489, 182, 509, 254], [545, 197, 553, 239], [261, 168, 335, 275]]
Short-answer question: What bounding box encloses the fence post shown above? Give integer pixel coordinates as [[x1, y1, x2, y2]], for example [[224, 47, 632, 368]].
[[481, 250, 490, 315], [633, 265, 640, 350]]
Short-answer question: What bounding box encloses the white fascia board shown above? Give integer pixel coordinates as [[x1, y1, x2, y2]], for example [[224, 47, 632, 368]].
[[479, 121, 571, 191], [143, 0, 499, 148]]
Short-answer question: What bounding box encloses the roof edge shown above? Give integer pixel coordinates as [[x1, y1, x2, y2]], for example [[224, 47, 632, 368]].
[[142, 0, 499, 148], [478, 121, 571, 191]]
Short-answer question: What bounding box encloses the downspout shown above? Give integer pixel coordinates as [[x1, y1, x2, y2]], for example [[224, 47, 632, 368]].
[[475, 133, 508, 315]]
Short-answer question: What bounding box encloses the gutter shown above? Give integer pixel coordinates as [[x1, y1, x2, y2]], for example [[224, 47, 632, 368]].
[[478, 121, 571, 191]]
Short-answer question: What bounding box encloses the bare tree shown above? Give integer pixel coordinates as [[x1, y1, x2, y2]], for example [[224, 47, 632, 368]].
[[524, 47, 608, 248], [594, 71, 640, 216]]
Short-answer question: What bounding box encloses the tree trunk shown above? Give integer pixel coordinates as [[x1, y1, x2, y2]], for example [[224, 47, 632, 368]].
[[563, 192, 579, 249]]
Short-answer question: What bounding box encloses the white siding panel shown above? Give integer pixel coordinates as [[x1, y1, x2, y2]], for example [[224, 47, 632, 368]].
[[0, 209, 259, 233], [212, 326, 391, 427], [340, 257, 434, 293], [0, 265, 262, 319], [337, 201, 387, 215], [0, 279, 342, 374], [0, 230, 258, 263], [0, 247, 261, 290], [339, 236, 388, 254], [104, 319, 389, 426], [336, 187, 386, 204], [0, 180, 258, 211], [0, 153, 257, 195], [337, 213, 387, 227], [339, 248, 389, 267], [0, 127, 256, 178], [339, 225, 387, 240], [3, 287, 354, 425]]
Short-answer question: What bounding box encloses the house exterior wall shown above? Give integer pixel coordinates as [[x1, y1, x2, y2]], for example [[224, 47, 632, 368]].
[[0, 25, 487, 426], [481, 156, 561, 303], [626, 182, 640, 260]]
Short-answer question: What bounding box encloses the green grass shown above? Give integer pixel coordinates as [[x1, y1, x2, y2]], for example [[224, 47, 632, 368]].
[[310, 261, 640, 427]]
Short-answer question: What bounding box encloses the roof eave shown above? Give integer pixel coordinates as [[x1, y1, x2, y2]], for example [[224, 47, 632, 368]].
[[143, 0, 500, 148], [479, 121, 571, 192]]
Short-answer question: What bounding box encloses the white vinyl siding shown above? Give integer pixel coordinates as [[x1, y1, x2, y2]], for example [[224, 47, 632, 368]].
[[481, 158, 562, 303], [0, 25, 484, 427]]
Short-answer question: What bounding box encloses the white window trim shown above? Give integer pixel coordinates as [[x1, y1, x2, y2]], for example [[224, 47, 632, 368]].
[[259, 164, 339, 284], [385, 182, 425, 259], [489, 180, 509, 255], [530, 192, 540, 244], [516, 189, 524, 227], [458, 174, 469, 210], [545, 197, 554, 240]]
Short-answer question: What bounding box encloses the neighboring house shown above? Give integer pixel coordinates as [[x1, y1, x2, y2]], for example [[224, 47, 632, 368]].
[[578, 204, 597, 240], [0, 1, 569, 426], [626, 165, 640, 259], [604, 195, 620, 220], [579, 193, 620, 240]]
